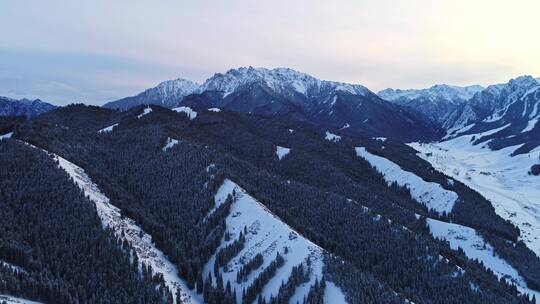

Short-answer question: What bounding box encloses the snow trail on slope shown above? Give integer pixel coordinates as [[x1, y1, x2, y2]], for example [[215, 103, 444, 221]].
[[0, 132, 13, 140], [355, 147, 457, 215], [276, 146, 291, 160], [523, 117, 539, 133], [410, 139, 540, 257], [203, 179, 346, 304], [0, 295, 42, 304], [98, 123, 119, 133], [48, 151, 201, 304], [162, 137, 180, 151]]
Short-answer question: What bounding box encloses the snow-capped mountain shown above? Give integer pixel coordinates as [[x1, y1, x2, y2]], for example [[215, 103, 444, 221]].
[[106, 67, 442, 141], [378, 84, 484, 125], [103, 78, 199, 110], [443, 76, 540, 153], [0, 96, 55, 118]]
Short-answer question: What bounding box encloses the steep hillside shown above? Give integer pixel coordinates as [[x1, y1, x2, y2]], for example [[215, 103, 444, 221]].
[[7, 104, 538, 303]]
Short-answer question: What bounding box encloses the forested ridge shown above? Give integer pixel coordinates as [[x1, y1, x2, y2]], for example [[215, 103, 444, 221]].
[[1, 104, 537, 303]]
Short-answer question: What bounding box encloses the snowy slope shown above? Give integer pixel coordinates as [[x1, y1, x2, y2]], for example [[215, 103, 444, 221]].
[[427, 218, 539, 301], [29, 145, 202, 304], [410, 138, 540, 258], [98, 123, 119, 133], [355, 147, 457, 215], [201, 67, 370, 98], [203, 179, 346, 304]]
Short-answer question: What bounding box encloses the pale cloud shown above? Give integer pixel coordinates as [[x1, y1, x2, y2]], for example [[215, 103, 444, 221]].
[[0, 0, 538, 105]]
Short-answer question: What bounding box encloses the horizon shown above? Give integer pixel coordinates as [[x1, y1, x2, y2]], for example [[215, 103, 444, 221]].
[[1, 0, 539, 106]]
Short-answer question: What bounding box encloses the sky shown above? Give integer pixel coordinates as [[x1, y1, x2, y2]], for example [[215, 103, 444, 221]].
[[1, 0, 539, 106]]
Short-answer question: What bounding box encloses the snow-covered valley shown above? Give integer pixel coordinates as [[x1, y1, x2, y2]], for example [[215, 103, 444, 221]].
[[355, 145, 539, 302], [410, 136, 540, 258]]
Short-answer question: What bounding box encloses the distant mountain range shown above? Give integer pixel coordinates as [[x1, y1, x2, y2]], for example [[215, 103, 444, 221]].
[[0, 96, 55, 118], [104, 67, 442, 141]]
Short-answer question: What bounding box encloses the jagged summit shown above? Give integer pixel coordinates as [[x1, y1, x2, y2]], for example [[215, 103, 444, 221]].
[[200, 66, 371, 97]]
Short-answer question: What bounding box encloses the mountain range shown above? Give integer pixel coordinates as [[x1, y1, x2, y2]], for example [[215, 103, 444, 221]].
[[1, 68, 540, 304], [0, 96, 55, 118]]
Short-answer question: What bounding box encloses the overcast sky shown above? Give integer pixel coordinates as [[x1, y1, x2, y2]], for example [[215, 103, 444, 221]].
[[1, 0, 539, 105]]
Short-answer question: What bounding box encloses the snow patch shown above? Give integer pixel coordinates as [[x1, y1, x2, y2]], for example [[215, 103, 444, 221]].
[[355, 147, 457, 215], [276, 146, 291, 160], [373, 137, 387, 142], [325, 131, 341, 142], [0, 132, 13, 140], [137, 106, 152, 118], [173, 106, 197, 120], [162, 137, 180, 151], [98, 123, 118, 133], [208, 108, 221, 112]]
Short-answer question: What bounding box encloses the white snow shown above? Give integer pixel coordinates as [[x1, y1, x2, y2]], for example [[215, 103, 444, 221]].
[[0, 295, 42, 304], [200, 67, 369, 99], [98, 123, 119, 133], [0, 260, 26, 274], [0, 132, 13, 140], [323, 281, 348, 304], [522, 117, 539, 133], [39, 148, 201, 304], [410, 138, 540, 257], [325, 131, 341, 142], [203, 179, 347, 304], [355, 147, 457, 215], [427, 218, 540, 301], [208, 108, 221, 112], [137, 106, 152, 118], [172, 106, 197, 120], [373, 137, 387, 142], [288, 129, 294, 133], [162, 137, 180, 151], [276, 146, 291, 160], [339, 123, 351, 130]]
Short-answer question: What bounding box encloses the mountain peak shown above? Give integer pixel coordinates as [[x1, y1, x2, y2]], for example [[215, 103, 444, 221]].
[[507, 75, 538, 89]]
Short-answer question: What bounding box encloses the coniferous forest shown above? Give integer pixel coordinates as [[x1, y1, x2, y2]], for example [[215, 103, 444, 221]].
[[0, 104, 538, 304]]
